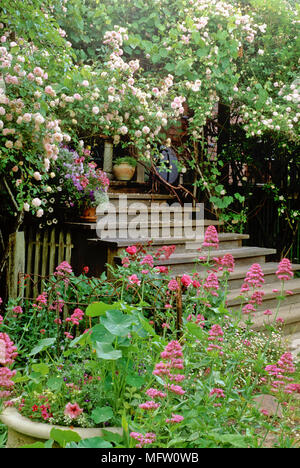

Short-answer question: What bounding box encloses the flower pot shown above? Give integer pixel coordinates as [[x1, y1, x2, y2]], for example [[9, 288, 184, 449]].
[[113, 163, 136, 181], [0, 405, 122, 448], [80, 206, 96, 222]]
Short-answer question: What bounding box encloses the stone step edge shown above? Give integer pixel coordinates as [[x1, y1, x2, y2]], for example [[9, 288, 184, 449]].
[[227, 278, 300, 305], [87, 233, 250, 247], [251, 304, 300, 331], [152, 247, 277, 265]]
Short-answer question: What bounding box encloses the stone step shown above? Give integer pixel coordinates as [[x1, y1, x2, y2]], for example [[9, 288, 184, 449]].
[[114, 246, 277, 272], [107, 192, 175, 208], [88, 232, 250, 254], [96, 219, 223, 239], [227, 278, 300, 312], [251, 303, 300, 338], [220, 262, 300, 289], [97, 202, 212, 221]]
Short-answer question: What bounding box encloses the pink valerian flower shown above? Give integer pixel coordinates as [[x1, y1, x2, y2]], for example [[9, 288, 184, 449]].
[[127, 274, 141, 286], [54, 261, 73, 277], [0, 315, 3, 325], [187, 314, 205, 328], [203, 225, 219, 249], [263, 309, 273, 315], [155, 265, 169, 274], [206, 324, 224, 355], [249, 290, 265, 305], [168, 279, 179, 291], [64, 331, 73, 340], [130, 432, 156, 448], [0, 367, 16, 398], [276, 258, 293, 281], [160, 340, 183, 360], [33, 292, 47, 310], [65, 308, 84, 325], [221, 253, 235, 272], [203, 273, 219, 296], [140, 254, 154, 268], [242, 303, 256, 315], [121, 256, 130, 267], [12, 306, 23, 316], [154, 245, 176, 260], [0, 333, 18, 365], [265, 352, 296, 393], [64, 402, 83, 419], [241, 263, 264, 292], [146, 388, 166, 399], [209, 388, 225, 398], [166, 384, 186, 395], [166, 414, 184, 424], [139, 400, 160, 410]]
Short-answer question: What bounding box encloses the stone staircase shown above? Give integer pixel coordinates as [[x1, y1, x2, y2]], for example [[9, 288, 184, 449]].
[[87, 192, 300, 343]]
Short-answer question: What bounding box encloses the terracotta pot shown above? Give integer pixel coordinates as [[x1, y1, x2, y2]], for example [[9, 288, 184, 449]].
[[80, 206, 96, 222], [113, 163, 136, 181], [0, 405, 122, 448]]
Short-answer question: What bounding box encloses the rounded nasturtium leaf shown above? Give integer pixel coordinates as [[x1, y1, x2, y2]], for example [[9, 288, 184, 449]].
[[101, 309, 136, 336], [94, 341, 122, 360]]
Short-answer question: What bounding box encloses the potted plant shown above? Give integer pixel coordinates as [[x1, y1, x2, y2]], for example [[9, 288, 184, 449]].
[[51, 147, 110, 222], [113, 157, 137, 181]]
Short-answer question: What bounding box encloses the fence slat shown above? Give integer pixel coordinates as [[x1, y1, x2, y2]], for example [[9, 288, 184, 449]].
[[25, 227, 34, 298], [33, 231, 41, 298], [48, 228, 56, 276], [58, 230, 65, 265], [8, 231, 25, 301], [41, 230, 49, 278]]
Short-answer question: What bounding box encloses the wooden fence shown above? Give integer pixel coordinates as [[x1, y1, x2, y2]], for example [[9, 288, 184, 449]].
[[8, 226, 74, 300]]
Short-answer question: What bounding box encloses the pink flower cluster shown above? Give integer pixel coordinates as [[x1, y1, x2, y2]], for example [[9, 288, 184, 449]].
[[187, 313, 205, 328], [203, 272, 219, 296], [139, 400, 160, 410], [168, 279, 179, 291], [0, 327, 17, 399], [54, 261, 73, 277], [213, 254, 235, 272], [276, 258, 293, 281], [65, 308, 84, 325], [153, 341, 185, 394], [0, 367, 16, 398], [209, 388, 225, 398], [206, 324, 224, 355], [0, 332, 18, 365], [264, 352, 298, 394], [203, 225, 219, 249], [165, 414, 184, 424], [241, 263, 264, 292], [33, 292, 47, 310], [130, 431, 156, 448]]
